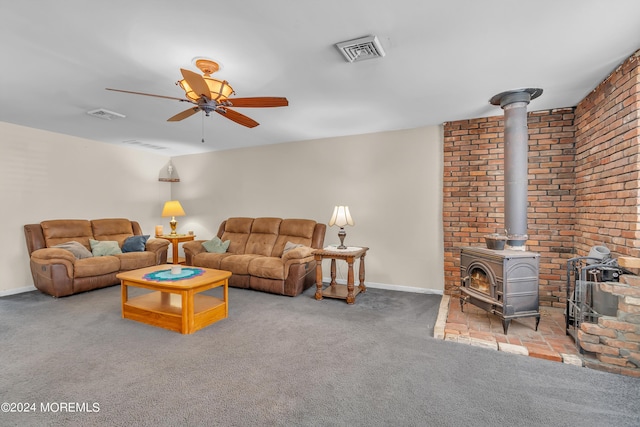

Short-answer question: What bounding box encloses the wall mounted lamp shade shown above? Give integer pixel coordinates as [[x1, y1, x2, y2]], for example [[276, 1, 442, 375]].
[[328, 206, 354, 249], [159, 160, 180, 182], [161, 200, 186, 235]]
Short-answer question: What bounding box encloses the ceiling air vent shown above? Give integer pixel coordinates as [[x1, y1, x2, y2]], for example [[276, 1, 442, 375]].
[[121, 140, 167, 150], [87, 108, 126, 120], [336, 35, 386, 63]]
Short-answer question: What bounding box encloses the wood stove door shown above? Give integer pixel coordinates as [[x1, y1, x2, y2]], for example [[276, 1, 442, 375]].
[[463, 260, 497, 300]]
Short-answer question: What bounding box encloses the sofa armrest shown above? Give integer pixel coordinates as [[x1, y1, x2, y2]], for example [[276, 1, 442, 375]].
[[31, 247, 77, 263], [282, 246, 314, 261], [183, 240, 207, 265], [145, 238, 170, 265], [281, 247, 315, 279], [145, 238, 170, 253], [30, 248, 76, 278]]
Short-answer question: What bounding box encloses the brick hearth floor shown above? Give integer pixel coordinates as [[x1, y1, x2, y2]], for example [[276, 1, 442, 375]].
[[436, 295, 583, 366]]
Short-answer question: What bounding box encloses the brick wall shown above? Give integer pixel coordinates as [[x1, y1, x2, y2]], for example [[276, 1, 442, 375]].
[[574, 51, 640, 257], [443, 109, 576, 307], [443, 49, 640, 308]]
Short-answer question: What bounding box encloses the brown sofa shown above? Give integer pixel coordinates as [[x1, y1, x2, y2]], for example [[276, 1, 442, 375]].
[[183, 217, 326, 296], [24, 218, 170, 297]]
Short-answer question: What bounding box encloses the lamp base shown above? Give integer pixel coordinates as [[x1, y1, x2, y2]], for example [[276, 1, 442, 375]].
[[169, 217, 178, 235], [337, 227, 347, 249]]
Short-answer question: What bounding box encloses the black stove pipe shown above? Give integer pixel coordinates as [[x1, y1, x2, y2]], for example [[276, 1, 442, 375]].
[[490, 88, 542, 249]]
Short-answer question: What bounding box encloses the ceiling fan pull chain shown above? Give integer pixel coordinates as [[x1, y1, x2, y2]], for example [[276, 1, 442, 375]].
[[201, 111, 205, 143]]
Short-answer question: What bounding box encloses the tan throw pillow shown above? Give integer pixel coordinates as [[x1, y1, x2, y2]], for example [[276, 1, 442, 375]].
[[283, 241, 303, 255], [53, 241, 93, 259]]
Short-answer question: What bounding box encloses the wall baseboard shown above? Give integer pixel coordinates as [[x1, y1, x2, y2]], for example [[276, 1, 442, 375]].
[[322, 277, 443, 295], [0, 285, 37, 297], [2, 281, 444, 298]]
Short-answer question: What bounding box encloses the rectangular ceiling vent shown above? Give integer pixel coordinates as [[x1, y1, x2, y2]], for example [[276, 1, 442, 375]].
[[336, 35, 386, 63], [87, 108, 126, 120], [121, 140, 167, 150]]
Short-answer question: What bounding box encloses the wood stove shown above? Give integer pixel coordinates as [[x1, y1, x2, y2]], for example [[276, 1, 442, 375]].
[[460, 246, 540, 334]]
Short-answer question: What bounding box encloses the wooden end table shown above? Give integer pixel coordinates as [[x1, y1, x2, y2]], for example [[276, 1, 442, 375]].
[[314, 247, 369, 304], [155, 234, 195, 264], [117, 265, 231, 334]]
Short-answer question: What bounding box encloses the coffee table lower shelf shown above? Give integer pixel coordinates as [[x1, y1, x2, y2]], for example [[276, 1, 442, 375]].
[[123, 292, 226, 334]]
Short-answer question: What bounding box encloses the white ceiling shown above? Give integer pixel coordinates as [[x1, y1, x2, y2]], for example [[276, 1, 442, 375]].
[[2, 1, 639, 157]]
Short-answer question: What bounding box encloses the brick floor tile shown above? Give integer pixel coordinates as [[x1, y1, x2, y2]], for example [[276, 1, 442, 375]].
[[445, 298, 573, 365], [526, 345, 563, 362]]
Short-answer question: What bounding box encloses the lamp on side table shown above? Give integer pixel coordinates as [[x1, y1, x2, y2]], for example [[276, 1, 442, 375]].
[[328, 205, 354, 249], [161, 200, 186, 236]]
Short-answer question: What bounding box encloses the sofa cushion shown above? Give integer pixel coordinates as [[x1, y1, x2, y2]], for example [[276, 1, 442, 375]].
[[116, 252, 157, 271], [271, 219, 316, 257], [121, 235, 150, 253], [90, 239, 122, 257], [221, 217, 254, 254], [41, 219, 93, 249], [193, 252, 232, 270], [91, 218, 135, 247], [245, 218, 281, 256], [202, 236, 230, 253], [53, 241, 94, 259], [248, 257, 286, 280], [73, 256, 120, 278], [220, 254, 265, 275]]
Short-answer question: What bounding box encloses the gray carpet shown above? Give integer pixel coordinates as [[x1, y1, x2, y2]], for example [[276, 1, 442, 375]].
[[1, 285, 638, 427]]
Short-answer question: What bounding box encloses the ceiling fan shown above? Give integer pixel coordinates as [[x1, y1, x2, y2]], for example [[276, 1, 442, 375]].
[[106, 59, 288, 128]]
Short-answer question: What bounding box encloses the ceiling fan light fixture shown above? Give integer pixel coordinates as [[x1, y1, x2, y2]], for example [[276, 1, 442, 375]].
[[178, 58, 234, 102], [178, 77, 234, 102]]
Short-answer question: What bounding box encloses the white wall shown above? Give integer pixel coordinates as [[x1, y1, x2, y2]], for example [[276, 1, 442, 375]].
[[0, 122, 171, 295], [171, 126, 444, 293], [1, 122, 444, 295]]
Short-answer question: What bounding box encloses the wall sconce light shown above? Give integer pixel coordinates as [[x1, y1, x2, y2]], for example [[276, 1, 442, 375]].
[[159, 161, 180, 182]]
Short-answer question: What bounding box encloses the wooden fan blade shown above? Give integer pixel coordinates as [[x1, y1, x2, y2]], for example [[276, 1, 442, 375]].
[[180, 68, 211, 100], [216, 108, 259, 128], [106, 88, 189, 102], [167, 107, 200, 122], [222, 97, 288, 108]]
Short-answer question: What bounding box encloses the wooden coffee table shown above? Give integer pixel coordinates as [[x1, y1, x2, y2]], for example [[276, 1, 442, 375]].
[[117, 265, 232, 334]]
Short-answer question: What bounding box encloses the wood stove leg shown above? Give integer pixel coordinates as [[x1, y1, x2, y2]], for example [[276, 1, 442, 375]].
[[459, 296, 466, 312], [502, 319, 511, 335], [535, 315, 540, 331]]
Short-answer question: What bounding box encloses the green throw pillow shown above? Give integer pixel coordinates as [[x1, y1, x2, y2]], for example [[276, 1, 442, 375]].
[[89, 239, 122, 257], [202, 236, 230, 253]]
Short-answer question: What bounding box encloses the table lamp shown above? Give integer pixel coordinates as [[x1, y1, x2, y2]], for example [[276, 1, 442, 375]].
[[329, 205, 354, 249], [161, 200, 186, 235]]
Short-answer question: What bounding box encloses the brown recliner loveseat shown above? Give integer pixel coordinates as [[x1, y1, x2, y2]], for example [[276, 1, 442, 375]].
[[24, 218, 170, 297], [183, 217, 326, 296]]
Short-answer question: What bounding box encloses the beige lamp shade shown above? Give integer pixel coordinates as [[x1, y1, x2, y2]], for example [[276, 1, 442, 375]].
[[328, 206, 354, 227], [328, 206, 354, 249]]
